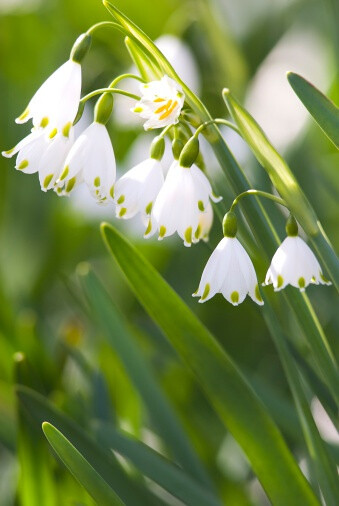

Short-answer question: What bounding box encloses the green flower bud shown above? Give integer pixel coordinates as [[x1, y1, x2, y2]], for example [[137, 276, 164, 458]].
[[179, 137, 199, 168], [172, 138, 184, 160], [286, 214, 298, 237], [70, 33, 92, 64], [150, 136, 165, 161], [94, 93, 113, 125], [223, 211, 237, 238]]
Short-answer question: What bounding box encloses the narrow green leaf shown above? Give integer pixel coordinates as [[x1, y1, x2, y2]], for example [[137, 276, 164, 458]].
[[42, 422, 124, 506], [263, 304, 339, 506], [222, 89, 339, 291], [80, 267, 214, 490], [100, 222, 319, 506], [14, 353, 57, 506], [124, 37, 161, 81], [222, 89, 318, 236], [287, 72, 339, 148], [16, 386, 154, 506], [95, 422, 221, 506]]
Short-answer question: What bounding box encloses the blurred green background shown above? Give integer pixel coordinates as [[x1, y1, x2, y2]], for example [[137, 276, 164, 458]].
[[0, 0, 338, 504]]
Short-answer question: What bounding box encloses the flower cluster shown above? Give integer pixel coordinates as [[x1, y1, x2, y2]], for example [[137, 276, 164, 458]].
[[194, 212, 331, 306], [2, 34, 331, 308]]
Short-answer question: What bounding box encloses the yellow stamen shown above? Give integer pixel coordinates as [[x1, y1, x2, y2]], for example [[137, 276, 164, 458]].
[[159, 100, 178, 120], [154, 100, 172, 114]]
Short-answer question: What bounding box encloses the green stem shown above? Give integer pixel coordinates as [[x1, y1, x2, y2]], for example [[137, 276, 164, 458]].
[[192, 118, 241, 138], [86, 21, 126, 36], [230, 189, 288, 212], [108, 73, 145, 88], [80, 88, 140, 104]]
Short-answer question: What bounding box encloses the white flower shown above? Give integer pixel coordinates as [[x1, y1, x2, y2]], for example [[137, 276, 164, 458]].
[[193, 237, 264, 306], [57, 122, 116, 203], [15, 59, 81, 135], [264, 236, 331, 291], [2, 127, 74, 191], [114, 157, 164, 237], [132, 75, 185, 130], [152, 160, 221, 246]]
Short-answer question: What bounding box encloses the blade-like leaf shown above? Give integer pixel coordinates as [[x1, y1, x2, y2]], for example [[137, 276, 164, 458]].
[[16, 386, 154, 506], [80, 267, 214, 491], [95, 422, 221, 506], [42, 422, 124, 506], [287, 72, 339, 148], [15, 353, 57, 506], [100, 222, 318, 506]]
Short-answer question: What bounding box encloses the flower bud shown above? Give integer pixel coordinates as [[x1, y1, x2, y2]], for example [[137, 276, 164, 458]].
[[172, 138, 184, 160], [70, 33, 92, 64], [285, 214, 298, 237], [179, 137, 199, 168], [150, 136, 165, 161], [223, 211, 237, 238], [94, 93, 113, 125]]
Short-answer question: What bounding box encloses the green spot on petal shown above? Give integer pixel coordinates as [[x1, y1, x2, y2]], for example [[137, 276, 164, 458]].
[[110, 185, 114, 198], [230, 291, 239, 304], [18, 160, 29, 170], [62, 122, 72, 138], [184, 227, 192, 245], [133, 107, 143, 113], [17, 108, 29, 122], [3, 147, 14, 155], [43, 174, 53, 189], [159, 225, 166, 238], [277, 275, 284, 288], [144, 219, 152, 236], [40, 117, 49, 128], [119, 207, 127, 217], [255, 284, 263, 302], [201, 283, 210, 301], [66, 177, 76, 193], [49, 128, 58, 139], [59, 166, 69, 181], [195, 224, 201, 239], [94, 176, 100, 187], [145, 201, 153, 215], [198, 200, 204, 212], [117, 195, 125, 204], [320, 273, 331, 284], [298, 277, 306, 289]]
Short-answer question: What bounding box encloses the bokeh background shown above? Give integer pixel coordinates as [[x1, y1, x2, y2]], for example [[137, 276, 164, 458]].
[[0, 0, 338, 504]]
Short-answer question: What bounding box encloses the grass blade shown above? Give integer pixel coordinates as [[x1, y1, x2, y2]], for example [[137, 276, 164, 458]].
[[42, 422, 124, 506], [287, 72, 339, 149], [79, 266, 214, 490], [95, 422, 221, 506], [100, 222, 319, 506], [16, 385, 154, 505]]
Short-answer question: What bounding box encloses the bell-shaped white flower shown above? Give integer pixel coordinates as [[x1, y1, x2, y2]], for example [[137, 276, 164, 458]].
[[264, 215, 331, 292], [16, 60, 81, 135], [2, 127, 74, 192], [152, 160, 221, 246], [58, 121, 116, 203], [132, 75, 185, 130], [114, 157, 164, 237], [193, 212, 263, 306], [264, 236, 331, 291], [15, 33, 91, 134]]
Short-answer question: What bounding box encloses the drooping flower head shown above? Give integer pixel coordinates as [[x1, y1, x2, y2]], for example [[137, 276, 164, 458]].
[[114, 136, 165, 237], [2, 125, 74, 192], [152, 136, 221, 246], [15, 33, 91, 135], [132, 75, 185, 130], [56, 93, 116, 202], [264, 215, 331, 291], [193, 211, 264, 306]]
